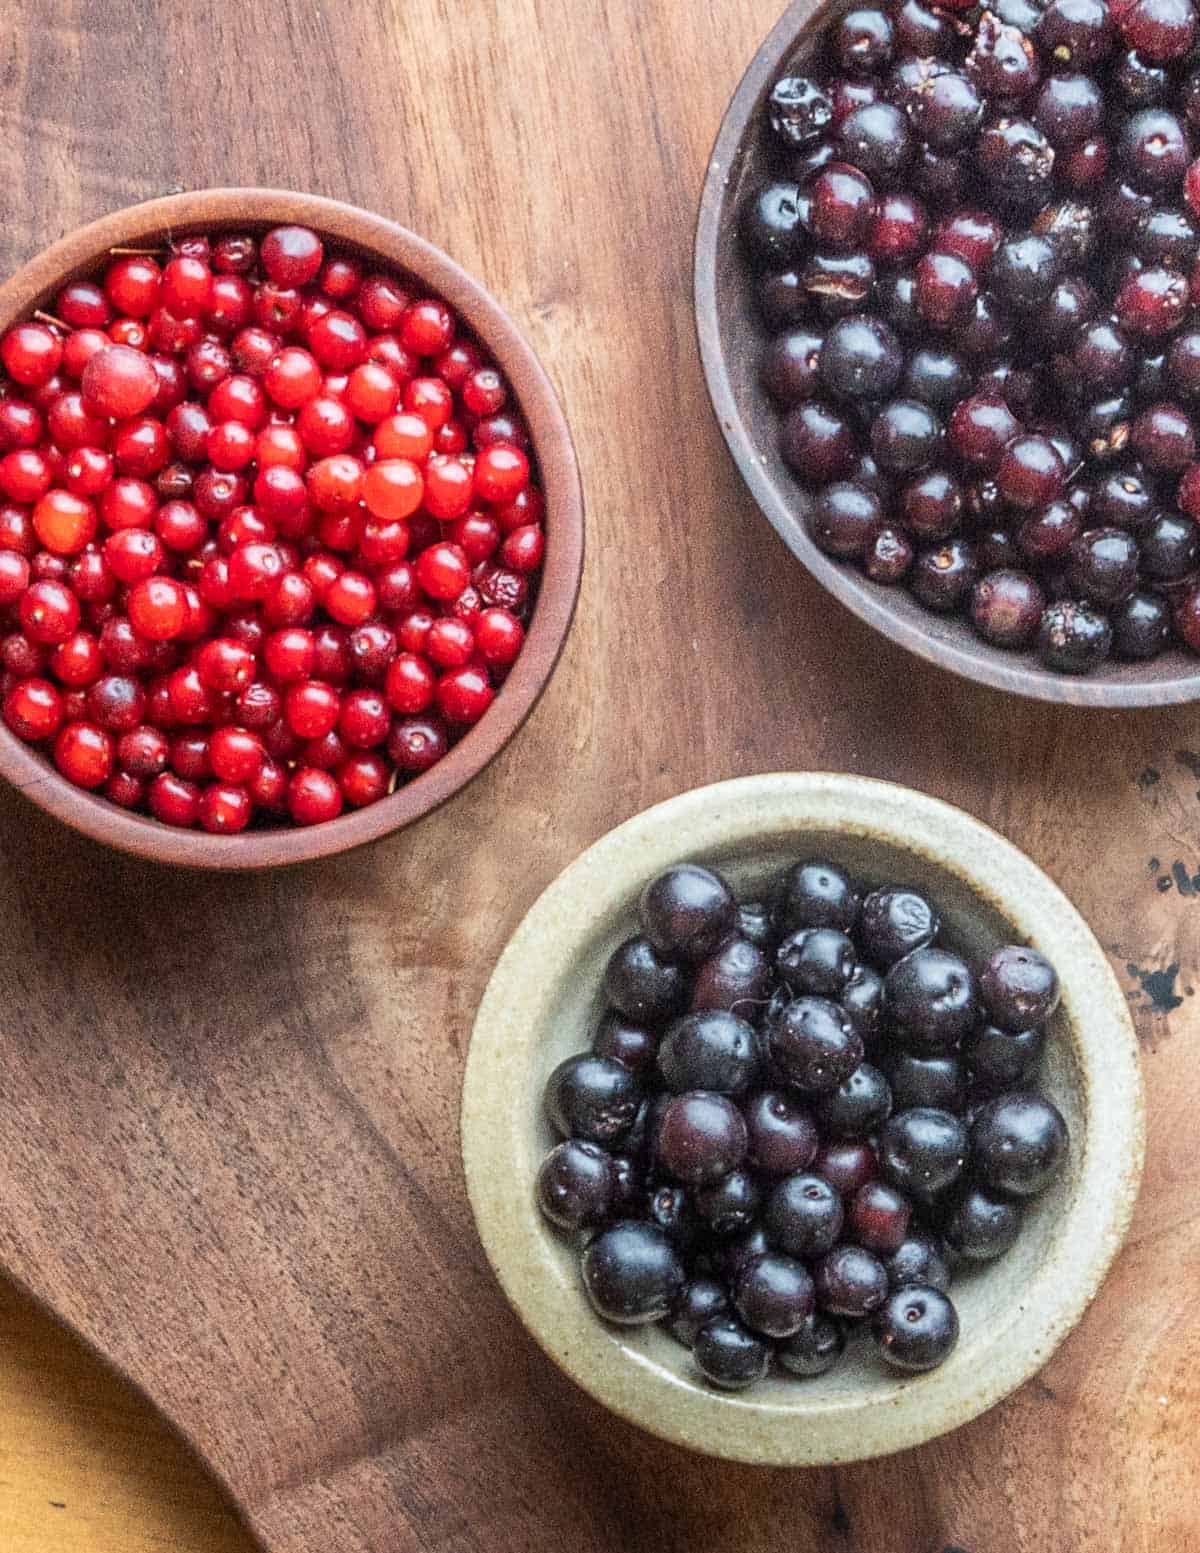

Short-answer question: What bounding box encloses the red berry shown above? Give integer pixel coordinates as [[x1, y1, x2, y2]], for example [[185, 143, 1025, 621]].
[[64, 446, 114, 497], [227, 541, 285, 601], [61, 329, 111, 380], [404, 376, 454, 429], [261, 226, 325, 287], [264, 626, 316, 682], [198, 781, 252, 833], [475, 607, 525, 666], [155, 499, 206, 553], [338, 687, 389, 747], [1, 323, 63, 387], [127, 576, 187, 640], [385, 652, 436, 713], [87, 672, 146, 731], [374, 412, 432, 462], [117, 724, 169, 777], [0, 550, 30, 605], [148, 770, 201, 826], [3, 676, 63, 739], [474, 443, 530, 504], [53, 720, 113, 787], [400, 300, 454, 356], [20, 579, 80, 643], [426, 617, 475, 668], [50, 629, 103, 687], [388, 713, 448, 772], [285, 678, 340, 738], [436, 664, 494, 723], [0, 449, 52, 503], [461, 367, 507, 417], [208, 725, 264, 784], [81, 344, 159, 419], [416, 541, 470, 600], [357, 274, 410, 330], [423, 456, 473, 521], [324, 569, 376, 626], [338, 752, 389, 807], [362, 458, 423, 520], [307, 309, 368, 370], [296, 394, 355, 457], [345, 361, 400, 422], [256, 423, 305, 470], [499, 523, 545, 572], [264, 346, 322, 408], [359, 519, 410, 567], [33, 489, 97, 554], [161, 256, 213, 318], [207, 419, 256, 471], [306, 454, 363, 512], [104, 528, 163, 584], [287, 765, 343, 824]]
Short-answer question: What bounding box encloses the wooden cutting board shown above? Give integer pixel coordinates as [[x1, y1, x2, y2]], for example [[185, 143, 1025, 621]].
[[0, 2, 1197, 1550]]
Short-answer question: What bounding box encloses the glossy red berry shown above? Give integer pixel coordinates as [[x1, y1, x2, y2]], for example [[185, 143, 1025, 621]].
[[3, 676, 63, 740], [53, 719, 113, 787], [80, 344, 159, 419], [287, 765, 343, 824]]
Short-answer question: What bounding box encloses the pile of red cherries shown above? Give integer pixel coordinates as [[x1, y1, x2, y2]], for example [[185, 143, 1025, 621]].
[[0, 224, 544, 830], [743, 0, 1200, 673]]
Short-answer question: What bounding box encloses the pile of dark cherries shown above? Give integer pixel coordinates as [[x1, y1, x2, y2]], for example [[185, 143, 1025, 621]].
[[537, 859, 1069, 1392], [742, 0, 1200, 673]]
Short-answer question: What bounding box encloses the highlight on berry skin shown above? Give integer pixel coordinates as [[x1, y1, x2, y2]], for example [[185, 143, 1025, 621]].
[[0, 223, 545, 829]]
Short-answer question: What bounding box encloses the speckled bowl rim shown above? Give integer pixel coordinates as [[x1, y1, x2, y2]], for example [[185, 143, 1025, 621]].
[[461, 773, 1144, 1465]]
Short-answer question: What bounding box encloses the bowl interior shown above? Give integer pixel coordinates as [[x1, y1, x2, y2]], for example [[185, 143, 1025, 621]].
[[695, 0, 1200, 706], [532, 837, 1080, 1404], [463, 775, 1142, 1464], [0, 191, 582, 866]]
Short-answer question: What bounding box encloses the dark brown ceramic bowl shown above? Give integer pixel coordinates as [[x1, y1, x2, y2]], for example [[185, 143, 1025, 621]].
[[695, 0, 1200, 708], [0, 188, 583, 867]]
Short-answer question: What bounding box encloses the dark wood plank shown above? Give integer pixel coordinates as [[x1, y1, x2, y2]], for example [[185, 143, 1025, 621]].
[[0, 1, 1195, 1550]]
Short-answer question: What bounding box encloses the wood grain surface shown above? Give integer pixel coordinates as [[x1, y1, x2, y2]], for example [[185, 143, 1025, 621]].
[[0, 2, 1196, 1552]]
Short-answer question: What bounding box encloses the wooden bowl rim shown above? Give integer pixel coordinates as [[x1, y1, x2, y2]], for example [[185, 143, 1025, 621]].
[[693, 0, 1200, 708], [0, 188, 584, 868], [462, 773, 1145, 1465]]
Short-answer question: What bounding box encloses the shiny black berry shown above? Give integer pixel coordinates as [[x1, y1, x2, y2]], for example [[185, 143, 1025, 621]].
[[545, 1054, 641, 1144], [657, 1010, 761, 1096], [813, 1061, 893, 1138], [766, 995, 864, 1092], [860, 885, 940, 965], [640, 864, 737, 964], [885, 947, 979, 1051], [871, 1285, 959, 1371], [880, 1107, 968, 1198], [694, 1317, 771, 1389], [537, 1140, 616, 1230], [970, 1092, 1069, 1196], [765, 1171, 845, 1257], [777, 1311, 847, 1376], [981, 944, 1061, 1029], [776, 926, 858, 996], [603, 936, 687, 1024], [582, 1221, 686, 1324]]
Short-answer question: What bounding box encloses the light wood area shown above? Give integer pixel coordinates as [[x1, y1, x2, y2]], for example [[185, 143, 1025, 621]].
[[0, 1278, 252, 1551]]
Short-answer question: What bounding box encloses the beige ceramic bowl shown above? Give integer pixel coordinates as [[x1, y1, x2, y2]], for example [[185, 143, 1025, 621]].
[[461, 774, 1144, 1465]]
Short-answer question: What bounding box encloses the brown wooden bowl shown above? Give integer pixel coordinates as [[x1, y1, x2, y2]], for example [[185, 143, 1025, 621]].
[[0, 188, 584, 867], [694, 0, 1200, 708]]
